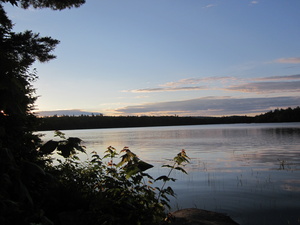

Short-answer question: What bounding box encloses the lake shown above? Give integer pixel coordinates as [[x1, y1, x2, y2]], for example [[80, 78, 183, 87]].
[[41, 122, 300, 225]]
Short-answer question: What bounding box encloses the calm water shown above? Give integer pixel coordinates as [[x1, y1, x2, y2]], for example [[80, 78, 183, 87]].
[[41, 123, 300, 225]]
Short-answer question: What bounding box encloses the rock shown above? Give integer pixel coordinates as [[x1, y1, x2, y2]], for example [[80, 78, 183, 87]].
[[168, 208, 239, 225]]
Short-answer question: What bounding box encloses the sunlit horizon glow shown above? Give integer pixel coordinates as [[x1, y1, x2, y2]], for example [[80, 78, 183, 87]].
[[4, 0, 300, 117]]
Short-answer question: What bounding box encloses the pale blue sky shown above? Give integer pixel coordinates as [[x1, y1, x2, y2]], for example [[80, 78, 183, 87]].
[[4, 0, 300, 116]]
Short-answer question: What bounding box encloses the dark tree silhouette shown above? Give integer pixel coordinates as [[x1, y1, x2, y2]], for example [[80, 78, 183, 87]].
[[0, 1, 85, 224], [1, 0, 85, 9]]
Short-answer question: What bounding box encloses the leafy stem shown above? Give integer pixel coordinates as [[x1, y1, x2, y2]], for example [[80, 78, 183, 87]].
[[157, 149, 190, 201]]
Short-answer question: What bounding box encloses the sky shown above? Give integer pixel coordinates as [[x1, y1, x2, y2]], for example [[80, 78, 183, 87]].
[[4, 0, 300, 117]]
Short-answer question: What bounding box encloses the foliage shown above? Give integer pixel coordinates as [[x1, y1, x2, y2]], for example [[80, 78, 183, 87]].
[[2, 121, 190, 225], [0, 1, 190, 224], [1, 0, 85, 10], [0, 2, 59, 161], [0, 1, 86, 224], [156, 149, 190, 202], [254, 106, 300, 123], [40, 133, 190, 225], [39, 130, 85, 158]]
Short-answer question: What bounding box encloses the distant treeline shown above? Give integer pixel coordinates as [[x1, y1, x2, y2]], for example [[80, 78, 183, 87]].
[[254, 106, 300, 123], [37, 106, 300, 131]]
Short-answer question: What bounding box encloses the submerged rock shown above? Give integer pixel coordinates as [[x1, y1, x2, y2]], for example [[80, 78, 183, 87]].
[[169, 208, 239, 225]]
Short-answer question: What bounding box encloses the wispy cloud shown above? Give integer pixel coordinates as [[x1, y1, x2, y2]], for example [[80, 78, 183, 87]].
[[161, 77, 233, 87], [202, 4, 216, 9], [250, 1, 259, 5], [226, 74, 300, 93], [115, 96, 300, 116], [126, 86, 207, 93], [126, 74, 300, 94], [275, 57, 300, 64], [161, 78, 202, 87], [254, 74, 300, 81], [125, 76, 233, 93], [226, 81, 300, 93]]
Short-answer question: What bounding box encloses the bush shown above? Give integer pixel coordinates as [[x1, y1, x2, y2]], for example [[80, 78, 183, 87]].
[[39, 131, 190, 225]]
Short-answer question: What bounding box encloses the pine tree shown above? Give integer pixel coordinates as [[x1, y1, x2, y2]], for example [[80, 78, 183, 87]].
[[0, 1, 85, 224]]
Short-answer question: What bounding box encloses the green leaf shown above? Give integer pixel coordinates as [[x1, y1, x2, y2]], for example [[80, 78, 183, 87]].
[[117, 150, 136, 167], [92, 154, 101, 160], [103, 154, 111, 159], [137, 160, 153, 172], [68, 137, 82, 144], [165, 186, 175, 196], [173, 149, 190, 165], [155, 176, 170, 182], [125, 166, 140, 179], [39, 140, 58, 155], [140, 172, 154, 180], [74, 145, 86, 153], [105, 146, 116, 154], [54, 130, 66, 139], [68, 137, 86, 153], [174, 167, 187, 174], [116, 154, 130, 167], [57, 144, 73, 158], [162, 165, 174, 169]]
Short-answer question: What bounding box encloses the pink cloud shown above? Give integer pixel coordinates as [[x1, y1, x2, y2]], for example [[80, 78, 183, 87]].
[[275, 57, 300, 64], [126, 86, 207, 93]]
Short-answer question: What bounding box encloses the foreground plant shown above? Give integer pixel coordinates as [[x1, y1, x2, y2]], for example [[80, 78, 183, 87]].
[[156, 149, 190, 203], [39, 132, 190, 225]]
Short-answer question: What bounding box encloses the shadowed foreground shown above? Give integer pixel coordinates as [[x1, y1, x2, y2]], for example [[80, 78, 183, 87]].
[[169, 208, 239, 225]]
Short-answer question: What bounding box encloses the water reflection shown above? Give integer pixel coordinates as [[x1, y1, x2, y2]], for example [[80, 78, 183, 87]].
[[40, 123, 300, 225]]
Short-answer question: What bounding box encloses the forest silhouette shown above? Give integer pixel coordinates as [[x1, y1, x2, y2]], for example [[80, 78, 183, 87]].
[[37, 106, 300, 131]]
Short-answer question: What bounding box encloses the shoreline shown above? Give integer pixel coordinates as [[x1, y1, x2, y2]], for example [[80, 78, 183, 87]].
[[169, 208, 239, 225]]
